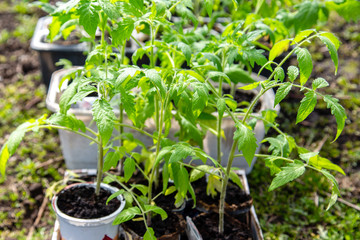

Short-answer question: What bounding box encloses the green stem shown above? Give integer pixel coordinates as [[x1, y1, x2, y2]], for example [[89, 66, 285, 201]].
[[217, 49, 226, 164], [38, 125, 99, 144], [150, 24, 155, 68], [104, 173, 150, 230], [114, 123, 155, 139], [95, 135, 104, 196], [218, 139, 237, 233]]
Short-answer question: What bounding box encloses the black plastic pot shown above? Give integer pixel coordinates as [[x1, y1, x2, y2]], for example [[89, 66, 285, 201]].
[[30, 17, 89, 90], [185, 170, 264, 240], [31, 17, 140, 91]]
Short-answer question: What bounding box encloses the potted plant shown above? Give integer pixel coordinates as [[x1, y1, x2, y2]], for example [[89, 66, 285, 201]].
[[180, 19, 346, 240], [0, 1, 348, 239]]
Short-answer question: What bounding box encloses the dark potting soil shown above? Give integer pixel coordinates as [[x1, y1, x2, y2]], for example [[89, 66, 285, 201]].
[[122, 211, 185, 239], [56, 185, 120, 219], [193, 212, 252, 240]]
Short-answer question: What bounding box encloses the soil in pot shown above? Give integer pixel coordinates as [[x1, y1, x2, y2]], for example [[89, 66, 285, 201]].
[[121, 178, 186, 239], [182, 176, 254, 239], [57, 185, 120, 219], [192, 212, 252, 240], [190, 177, 253, 217], [121, 211, 185, 240]]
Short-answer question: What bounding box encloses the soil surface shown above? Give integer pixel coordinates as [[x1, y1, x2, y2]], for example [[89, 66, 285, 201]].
[[56, 185, 120, 219], [192, 212, 252, 240]]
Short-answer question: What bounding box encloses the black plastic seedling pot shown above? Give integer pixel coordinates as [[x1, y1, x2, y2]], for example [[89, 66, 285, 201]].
[[30, 17, 89, 91]]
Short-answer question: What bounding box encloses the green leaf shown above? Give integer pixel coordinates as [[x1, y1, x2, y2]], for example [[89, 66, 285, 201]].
[[293, 1, 319, 33], [99, 0, 120, 20], [177, 42, 191, 65], [103, 152, 121, 172], [146, 69, 166, 98], [132, 47, 147, 65], [238, 82, 260, 90], [269, 39, 291, 61], [123, 157, 135, 182], [223, 98, 236, 112], [68, 85, 97, 106], [111, 18, 135, 46], [132, 184, 148, 196], [229, 170, 243, 189], [48, 113, 86, 132], [274, 82, 292, 107], [0, 145, 10, 177], [287, 66, 299, 82], [323, 95, 347, 141], [325, 0, 360, 22], [242, 48, 267, 69], [155, 146, 172, 167], [293, 29, 316, 44], [225, 68, 256, 84], [144, 205, 168, 220], [59, 80, 79, 114], [274, 67, 285, 82], [116, 67, 139, 89], [202, 53, 222, 71], [326, 189, 338, 211], [177, 115, 203, 147], [261, 110, 278, 134], [165, 186, 177, 195], [263, 135, 290, 157], [171, 163, 189, 197], [113, 207, 141, 224], [319, 32, 341, 50], [296, 91, 317, 124], [217, 98, 226, 118], [207, 71, 231, 85], [169, 144, 192, 164], [106, 189, 125, 204], [78, 0, 99, 37], [309, 155, 345, 175], [129, 0, 145, 13], [143, 227, 156, 240], [312, 77, 329, 90], [269, 162, 306, 191], [92, 99, 115, 144], [234, 122, 258, 166], [190, 165, 212, 182], [205, 0, 214, 17], [321, 169, 340, 195], [299, 152, 319, 164], [120, 89, 137, 125], [192, 84, 208, 118], [295, 48, 313, 86], [318, 35, 339, 74], [320, 169, 340, 210], [0, 121, 34, 176]]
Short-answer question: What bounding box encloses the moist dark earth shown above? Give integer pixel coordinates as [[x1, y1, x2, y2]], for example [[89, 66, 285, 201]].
[[56, 185, 120, 219]]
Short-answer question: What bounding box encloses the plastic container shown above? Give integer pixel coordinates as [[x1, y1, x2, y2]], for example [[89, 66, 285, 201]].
[[202, 74, 280, 174], [30, 17, 89, 90], [46, 68, 178, 169], [31, 17, 139, 90], [52, 183, 126, 240], [185, 170, 264, 240]]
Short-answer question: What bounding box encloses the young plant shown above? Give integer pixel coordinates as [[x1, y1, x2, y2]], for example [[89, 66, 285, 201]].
[[192, 24, 345, 234]]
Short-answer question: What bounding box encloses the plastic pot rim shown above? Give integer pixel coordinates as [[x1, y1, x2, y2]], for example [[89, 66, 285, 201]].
[[52, 182, 125, 225]]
